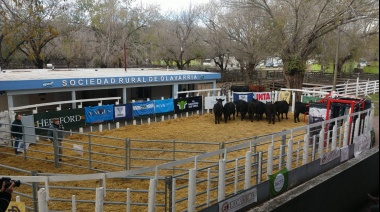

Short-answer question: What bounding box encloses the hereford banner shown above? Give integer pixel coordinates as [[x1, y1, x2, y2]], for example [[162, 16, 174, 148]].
[[85, 105, 114, 123], [34, 108, 85, 131], [174, 96, 202, 113], [114, 104, 133, 120], [132, 101, 155, 117], [154, 99, 174, 114]]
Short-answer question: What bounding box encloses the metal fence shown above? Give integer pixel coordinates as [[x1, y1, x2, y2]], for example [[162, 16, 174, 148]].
[[0, 104, 375, 211]]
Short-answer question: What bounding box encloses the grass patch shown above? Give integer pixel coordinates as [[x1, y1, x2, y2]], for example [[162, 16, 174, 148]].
[[310, 61, 379, 74], [368, 93, 379, 116]]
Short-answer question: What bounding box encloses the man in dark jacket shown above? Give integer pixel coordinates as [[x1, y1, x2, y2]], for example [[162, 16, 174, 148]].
[[10, 114, 23, 154], [0, 181, 15, 212], [48, 118, 64, 161]]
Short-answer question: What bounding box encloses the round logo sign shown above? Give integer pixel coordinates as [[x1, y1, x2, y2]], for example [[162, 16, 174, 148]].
[[274, 173, 285, 192]]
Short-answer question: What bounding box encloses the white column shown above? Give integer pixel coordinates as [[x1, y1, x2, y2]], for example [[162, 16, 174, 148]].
[[244, 151, 252, 189], [188, 168, 197, 212], [95, 187, 104, 212], [123, 87, 127, 104], [71, 91, 77, 109]]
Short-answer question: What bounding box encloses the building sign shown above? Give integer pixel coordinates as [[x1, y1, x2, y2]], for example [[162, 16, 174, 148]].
[[218, 188, 257, 212]]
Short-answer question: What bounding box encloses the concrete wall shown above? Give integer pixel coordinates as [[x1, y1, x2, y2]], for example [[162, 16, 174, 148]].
[[251, 147, 379, 212]]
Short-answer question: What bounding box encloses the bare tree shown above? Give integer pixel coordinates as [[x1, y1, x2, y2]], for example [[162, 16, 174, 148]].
[[155, 6, 205, 70], [226, 0, 379, 100]]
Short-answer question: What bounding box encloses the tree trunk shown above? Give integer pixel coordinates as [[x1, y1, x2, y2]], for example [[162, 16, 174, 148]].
[[282, 57, 306, 102]]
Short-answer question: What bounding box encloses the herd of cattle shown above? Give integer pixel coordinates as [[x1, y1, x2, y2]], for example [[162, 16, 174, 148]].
[[213, 98, 309, 125]]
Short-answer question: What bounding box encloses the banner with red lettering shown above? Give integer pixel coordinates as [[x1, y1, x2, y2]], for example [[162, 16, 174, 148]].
[[253, 92, 272, 103]]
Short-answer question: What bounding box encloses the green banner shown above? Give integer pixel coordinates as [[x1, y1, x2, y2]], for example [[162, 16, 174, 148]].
[[302, 96, 321, 103], [33, 109, 86, 134], [269, 168, 289, 198]]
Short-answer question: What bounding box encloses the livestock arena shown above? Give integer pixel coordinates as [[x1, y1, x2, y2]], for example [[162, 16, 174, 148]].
[[0, 68, 379, 212]]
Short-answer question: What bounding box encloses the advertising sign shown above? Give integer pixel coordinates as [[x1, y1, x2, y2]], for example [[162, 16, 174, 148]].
[[154, 99, 175, 114], [233, 93, 253, 102], [218, 188, 257, 212], [132, 101, 155, 117], [33, 108, 85, 133], [269, 168, 288, 197], [252, 92, 272, 103], [85, 105, 114, 123], [174, 96, 202, 113], [353, 131, 371, 157], [114, 104, 133, 120]]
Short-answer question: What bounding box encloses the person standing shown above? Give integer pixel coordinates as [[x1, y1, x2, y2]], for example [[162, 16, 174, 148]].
[[10, 114, 23, 155], [0, 181, 15, 212], [48, 118, 64, 161]]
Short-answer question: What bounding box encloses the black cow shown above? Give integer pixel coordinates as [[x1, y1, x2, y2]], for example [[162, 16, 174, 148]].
[[231, 85, 249, 92], [294, 102, 309, 123], [247, 100, 256, 122], [223, 102, 236, 123], [240, 101, 249, 121], [254, 101, 266, 121], [213, 99, 224, 124], [234, 99, 247, 118], [265, 102, 277, 124], [274, 101, 289, 121]]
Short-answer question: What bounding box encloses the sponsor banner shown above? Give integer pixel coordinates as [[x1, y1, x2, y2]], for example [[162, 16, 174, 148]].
[[132, 101, 155, 117], [252, 92, 272, 103], [174, 96, 202, 113], [233, 93, 253, 102], [205, 96, 227, 109], [218, 187, 257, 212], [7, 201, 26, 212], [320, 149, 340, 165], [340, 146, 349, 162], [278, 91, 291, 104], [33, 108, 85, 131], [269, 168, 288, 198], [114, 104, 133, 120], [85, 105, 114, 123], [353, 131, 371, 157], [154, 99, 174, 114], [302, 96, 321, 103]]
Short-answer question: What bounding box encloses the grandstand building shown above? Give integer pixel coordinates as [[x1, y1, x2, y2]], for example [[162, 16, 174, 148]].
[[0, 68, 221, 113]]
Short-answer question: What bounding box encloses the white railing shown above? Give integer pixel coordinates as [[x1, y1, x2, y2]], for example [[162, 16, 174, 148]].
[[1, 106, 375, 211]]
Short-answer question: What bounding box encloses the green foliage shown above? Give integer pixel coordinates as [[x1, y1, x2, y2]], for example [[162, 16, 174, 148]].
[[286, 57, 306, 75], [368, 93, 379, 116]]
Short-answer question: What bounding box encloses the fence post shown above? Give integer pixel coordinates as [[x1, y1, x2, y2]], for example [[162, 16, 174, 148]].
[[354, 117, 360, 139], [286, 139, 293, 171], [166, 177, 173, 212], [318, 129, 324, 158], [331, 125, 337, 150], [267, 145, 274, 177], [53, 127, 59, 168], [218, 159, 226, 201], [257, 152, 262, 184], [95, 187, 104, 212], [356, 77, 359, 96], [343, 119, 350, 147], [302, 133, 309, 165], [126, 138, 130, 170], [172, 178, 176, 212], [244, 151, 252, 189], [38, 188, 48, 212], [148, 178, 157, 212], [234, 159, 239, 194], [220, 142, 225, 160], [188, 168, 197, 212], [126, 188, 131, 212], [31, 171, 39, 211], [207, 168, 211, 206], [72, 195, 76, 212], [88, 134, 92, 170]]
